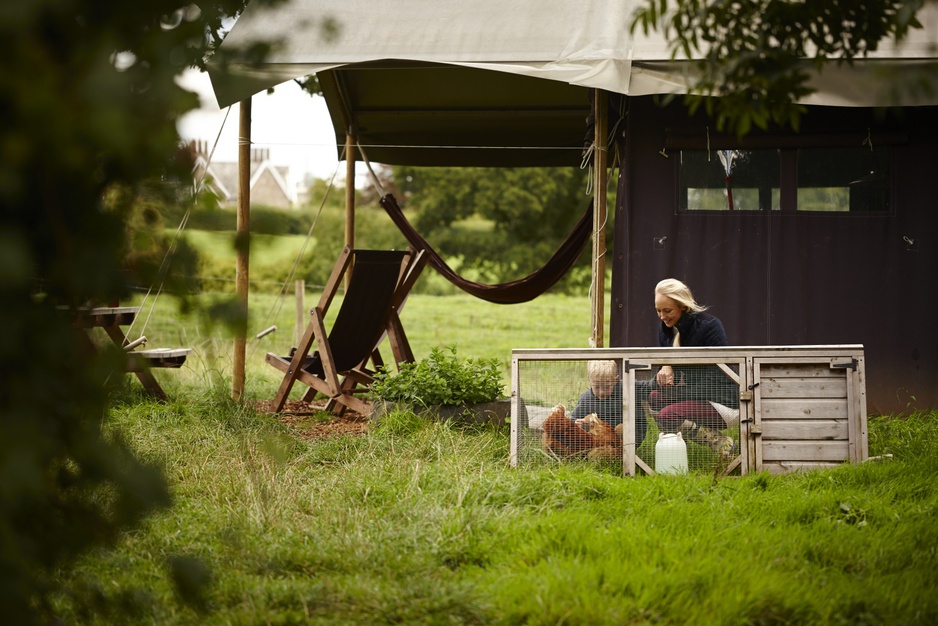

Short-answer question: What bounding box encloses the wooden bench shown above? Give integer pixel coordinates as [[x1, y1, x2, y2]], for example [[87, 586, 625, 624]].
[[123, 347, 192, 400], [68, 306, 192, 401]]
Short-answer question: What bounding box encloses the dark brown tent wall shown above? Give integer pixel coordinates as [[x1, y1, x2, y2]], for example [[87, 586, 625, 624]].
[[611, 98, 938, 415]]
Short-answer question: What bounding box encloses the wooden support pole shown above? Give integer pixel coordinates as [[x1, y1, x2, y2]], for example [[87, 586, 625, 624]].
[[344, 132, 357, 289], [591, 90, 608, 348], [232, 97, 251, 401]]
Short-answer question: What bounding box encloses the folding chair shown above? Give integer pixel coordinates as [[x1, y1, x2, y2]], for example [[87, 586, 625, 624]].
[[265, 246, 426, 415]]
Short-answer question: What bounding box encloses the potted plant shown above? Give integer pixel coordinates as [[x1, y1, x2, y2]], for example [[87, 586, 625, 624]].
[[370, 346, 508, 426]]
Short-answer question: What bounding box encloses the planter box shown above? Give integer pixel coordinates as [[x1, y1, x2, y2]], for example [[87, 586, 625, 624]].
[[371, 399, 511, 427]]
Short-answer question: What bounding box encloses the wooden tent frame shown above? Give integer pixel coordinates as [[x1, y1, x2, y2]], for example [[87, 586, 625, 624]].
[[230, 91, 610, 399]]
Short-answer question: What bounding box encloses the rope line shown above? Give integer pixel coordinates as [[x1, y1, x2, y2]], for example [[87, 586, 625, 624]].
[[126, 106, 233, 343], [236, 140, 586, 152], [247, 154, 343, 360]]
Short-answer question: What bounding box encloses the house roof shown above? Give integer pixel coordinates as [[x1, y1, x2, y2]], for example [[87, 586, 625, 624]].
[[208, 0, 938, 167], [194, 150, 291, 204]]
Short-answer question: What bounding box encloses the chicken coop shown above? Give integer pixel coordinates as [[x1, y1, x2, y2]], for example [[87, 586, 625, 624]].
[[510, 346, 868, 476]]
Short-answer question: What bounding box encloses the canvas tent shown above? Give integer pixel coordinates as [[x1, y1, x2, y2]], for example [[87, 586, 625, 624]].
[[208, 0, 938, 413], [210, 0, 938, 167]]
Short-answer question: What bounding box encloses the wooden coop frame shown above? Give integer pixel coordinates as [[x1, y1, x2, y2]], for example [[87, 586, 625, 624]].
[[511, 345, 868, 476]]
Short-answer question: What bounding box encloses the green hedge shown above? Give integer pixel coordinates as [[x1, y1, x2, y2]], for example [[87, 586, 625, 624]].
[[161, 203, 313, 235]]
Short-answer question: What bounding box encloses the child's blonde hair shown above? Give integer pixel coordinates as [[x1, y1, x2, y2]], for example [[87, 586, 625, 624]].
[[587, 360, 618, 384]]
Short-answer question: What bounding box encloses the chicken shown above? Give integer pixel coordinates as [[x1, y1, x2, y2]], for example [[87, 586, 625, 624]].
[[587, 445, 621, 461], [540, 406, 625, 460], [585, 414, 622, 461], [584, 413, 618, 447], [540, 405, 594, 457]]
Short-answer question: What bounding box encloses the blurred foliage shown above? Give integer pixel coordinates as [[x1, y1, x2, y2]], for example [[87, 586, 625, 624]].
[[389, 166, 606, 294], [631, 0, 934, 135], [163, 189, 410, 295], [163, 200, 316, 235], [0, 0, 288, 622]]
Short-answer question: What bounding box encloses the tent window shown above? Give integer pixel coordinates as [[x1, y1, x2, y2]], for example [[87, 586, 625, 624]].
[[678, 145, 893, 213], [679, 149, 781, 211], [797, 147, 892, 213]]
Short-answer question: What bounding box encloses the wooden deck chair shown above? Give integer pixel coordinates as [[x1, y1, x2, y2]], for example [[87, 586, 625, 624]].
[[265, 246, 426, 415]]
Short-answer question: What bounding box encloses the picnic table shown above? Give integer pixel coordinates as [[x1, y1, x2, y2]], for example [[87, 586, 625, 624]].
[[70, 306, 190, 401]]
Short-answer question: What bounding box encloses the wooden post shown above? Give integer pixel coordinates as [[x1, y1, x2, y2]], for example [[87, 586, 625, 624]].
[[232, 97, 251, 401], [294, 279, 305, 346], [344, 132, 357, 289], [591, 90, 608, 348]]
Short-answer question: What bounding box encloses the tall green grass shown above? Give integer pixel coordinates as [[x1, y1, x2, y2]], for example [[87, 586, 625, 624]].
[[52, 390, 938, 624], [60, 284, 938, 624]]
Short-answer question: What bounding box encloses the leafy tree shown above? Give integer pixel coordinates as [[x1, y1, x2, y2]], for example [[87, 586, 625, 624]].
[[0, 1, 286, 622], [631, 0, 935, 134]]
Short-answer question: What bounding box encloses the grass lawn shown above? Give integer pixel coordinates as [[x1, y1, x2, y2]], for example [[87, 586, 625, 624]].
[[53, 288, 938, 625], [52, 390, 938, 625]]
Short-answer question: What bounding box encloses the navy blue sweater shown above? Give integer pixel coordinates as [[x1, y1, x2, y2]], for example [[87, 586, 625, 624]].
[[656, 311, 738, 408]]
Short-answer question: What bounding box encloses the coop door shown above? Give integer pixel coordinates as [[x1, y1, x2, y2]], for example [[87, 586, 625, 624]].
[[624, 357, 747, 477], [750, 356, 866, 474]]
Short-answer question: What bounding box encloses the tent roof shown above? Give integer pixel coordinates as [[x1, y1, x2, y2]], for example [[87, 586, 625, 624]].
[[208, 0, 938, 167]]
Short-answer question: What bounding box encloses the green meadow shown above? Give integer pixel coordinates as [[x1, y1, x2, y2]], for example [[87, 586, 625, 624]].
[[51, 230, 938, 625]]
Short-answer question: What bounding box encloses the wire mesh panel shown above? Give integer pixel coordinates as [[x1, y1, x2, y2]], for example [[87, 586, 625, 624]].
[[635, 356, 744, 476], [511, 349, 746, 477], [512, 357, 625, 472]]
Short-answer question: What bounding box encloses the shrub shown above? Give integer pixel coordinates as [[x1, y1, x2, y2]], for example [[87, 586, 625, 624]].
[[372, 346, 504, 406]]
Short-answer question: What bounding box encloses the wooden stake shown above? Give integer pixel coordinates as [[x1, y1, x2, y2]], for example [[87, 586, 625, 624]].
[[344, 132, 357, 289], [295, 279, 305, 346], [232, 97, 251, 401], [591, 90, 608, 348]]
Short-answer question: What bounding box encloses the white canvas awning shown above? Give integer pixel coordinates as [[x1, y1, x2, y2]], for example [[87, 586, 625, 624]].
[[208, 0, 938, 166]]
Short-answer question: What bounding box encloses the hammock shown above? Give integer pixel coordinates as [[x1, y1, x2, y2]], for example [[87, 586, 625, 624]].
[[379, 193, 593, 305]]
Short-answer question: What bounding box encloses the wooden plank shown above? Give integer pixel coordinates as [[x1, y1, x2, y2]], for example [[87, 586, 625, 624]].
[[761, 398, 847, 420], [761, 419, 848, 441], [853, 355, 869, 462], [511, 346, 864, 362], [760, 376, 847, 399], [68, 306, 141, 329], [716, 362, 740, 385], [265, 352, 292, 374], [622, 368, 636, 476], [127, 349, 191, 370], [762, 440, 850, 462], [510, 356, 521, 467], [634, 455, 654, 475], [129, 369, 167, 401], [762, 461, 846, 475], [759, 363, 838, 379]]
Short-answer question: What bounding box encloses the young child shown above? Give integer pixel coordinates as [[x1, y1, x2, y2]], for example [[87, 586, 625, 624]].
[[570, 360, 622, 426], [570, 360, 647, 446]]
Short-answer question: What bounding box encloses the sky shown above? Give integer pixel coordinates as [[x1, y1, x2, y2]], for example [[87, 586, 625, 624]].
[[176, 69, 345, 200]]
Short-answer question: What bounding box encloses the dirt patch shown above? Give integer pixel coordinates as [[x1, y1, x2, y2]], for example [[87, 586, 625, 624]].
[[251, 399, 370, 441]]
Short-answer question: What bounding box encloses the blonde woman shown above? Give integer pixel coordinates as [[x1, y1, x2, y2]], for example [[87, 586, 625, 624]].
[[647, 278, 738, 457]]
